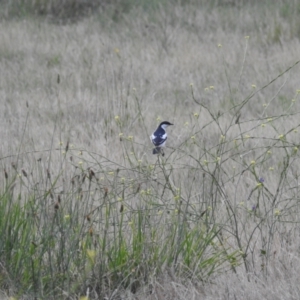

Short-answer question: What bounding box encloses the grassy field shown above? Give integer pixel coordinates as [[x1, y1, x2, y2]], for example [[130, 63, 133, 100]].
[[1, 1, 300, 299]]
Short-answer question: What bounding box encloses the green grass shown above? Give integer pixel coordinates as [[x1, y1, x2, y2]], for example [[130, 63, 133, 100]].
[[0, 148, 242, 298]]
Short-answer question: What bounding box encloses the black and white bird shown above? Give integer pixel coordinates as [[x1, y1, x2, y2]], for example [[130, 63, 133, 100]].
[[150, 121, 173, 156]]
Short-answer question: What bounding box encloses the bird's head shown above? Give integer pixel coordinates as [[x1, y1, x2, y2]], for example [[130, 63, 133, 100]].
[[159, 121, 173, 130]]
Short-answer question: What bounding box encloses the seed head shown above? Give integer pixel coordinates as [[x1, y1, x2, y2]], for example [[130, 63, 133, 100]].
[[65, 140, 69, 152], [89, 227, 93, 236], [104, 187, 108, 198]]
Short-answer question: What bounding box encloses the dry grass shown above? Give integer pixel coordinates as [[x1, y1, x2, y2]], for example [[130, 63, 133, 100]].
[[1, 1, 300, 299]]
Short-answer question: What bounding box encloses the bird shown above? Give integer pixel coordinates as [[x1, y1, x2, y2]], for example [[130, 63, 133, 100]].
[[150, 121, 173, 156]]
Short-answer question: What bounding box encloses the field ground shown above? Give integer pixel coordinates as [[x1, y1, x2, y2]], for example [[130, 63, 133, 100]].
[[1, 1, 300, 299]]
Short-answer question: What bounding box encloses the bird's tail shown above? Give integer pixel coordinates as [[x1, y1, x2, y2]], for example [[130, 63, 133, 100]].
[[153, 147, 160, 154], [153, 147, 164, 156]]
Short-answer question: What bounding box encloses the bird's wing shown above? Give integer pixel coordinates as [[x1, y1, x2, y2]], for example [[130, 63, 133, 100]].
[[151, 133, 167, 147]]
